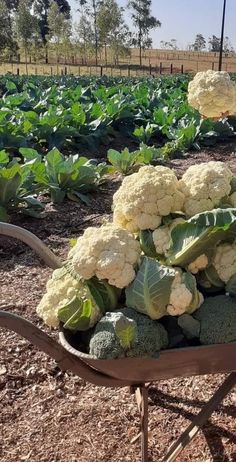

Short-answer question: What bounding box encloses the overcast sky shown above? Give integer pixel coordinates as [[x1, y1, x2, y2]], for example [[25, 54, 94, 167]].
[[69, 0, 236, 49]]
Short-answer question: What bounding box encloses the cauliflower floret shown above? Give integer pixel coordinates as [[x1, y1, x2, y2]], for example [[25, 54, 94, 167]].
[[71, 223, 141, 288], [188, 70, 236, 119], [212, 242, 236, 283], [113, 165, 185, 233], [179, 161, 233, 216], [167, 269, 203, 316], [36, 267, 87, 328], [188, 254, 208, 274]]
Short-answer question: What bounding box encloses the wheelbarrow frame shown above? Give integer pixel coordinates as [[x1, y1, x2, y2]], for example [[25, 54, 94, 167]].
[[0, 222, 236, 462]]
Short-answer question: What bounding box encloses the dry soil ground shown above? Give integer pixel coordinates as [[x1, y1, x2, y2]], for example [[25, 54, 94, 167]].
[[1, 146, 236, 462]]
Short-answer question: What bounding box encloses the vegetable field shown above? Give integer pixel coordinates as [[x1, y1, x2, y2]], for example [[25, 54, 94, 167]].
[[1, 72, 236, 462]]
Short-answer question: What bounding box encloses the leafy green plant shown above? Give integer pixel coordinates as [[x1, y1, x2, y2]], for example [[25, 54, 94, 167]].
[[133, 123, 157, 144], [107, 147, 141, 174], [0, 149, 44, 221]]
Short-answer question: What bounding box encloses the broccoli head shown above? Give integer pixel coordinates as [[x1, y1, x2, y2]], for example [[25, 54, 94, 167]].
[[178, 295, 236, 345], [89, 307, 168, 359]]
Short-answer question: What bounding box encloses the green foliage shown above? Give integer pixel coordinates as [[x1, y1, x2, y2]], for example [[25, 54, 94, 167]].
[[167, 209, 236, 267], [126, 257, 176, 320], [86, 277, 120, 313]]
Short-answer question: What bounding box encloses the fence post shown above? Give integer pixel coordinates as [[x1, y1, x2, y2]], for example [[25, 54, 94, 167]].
[[128, 66, 130, 77], [51, 67, 53, 75], [212, 62, 214, 70], [160, 62, 162, 74], [181, 64, 184, 74], [100, 65, 103, 76], [78, 66, 80, 76], [170, 63, 173, 74], [149, 64, 152, 75], [64, 66, 67, 75], [17, 68, 20, 75]]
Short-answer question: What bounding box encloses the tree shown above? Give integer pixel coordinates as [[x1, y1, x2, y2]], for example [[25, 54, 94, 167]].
[[97, 0, 131, 65], [128, 0, 161, 66], [33, 0, 70, 63], [14, 0, 40, 73], [224, 36, 234, 53], [79, 0, 102, 66], [192, 34, 206, 51], [74, 14, 94, 64], [47, 1, 71, 70], [0, 0, 15, 53], [208, 35, 221, 52], [160, 39, 178, 50]]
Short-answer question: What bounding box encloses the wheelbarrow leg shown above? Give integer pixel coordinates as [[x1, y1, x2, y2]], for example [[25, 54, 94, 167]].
[[135, 385, 149, 462], [163, 372, 236, 462]]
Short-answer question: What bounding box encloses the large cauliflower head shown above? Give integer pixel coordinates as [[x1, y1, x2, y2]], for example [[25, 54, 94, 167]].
[[71, 223, 141, 288], [188, 70, 236, 119], [179, 161, 233, 217], [36, 267, 87, 328], [113, 165, 184, 233], [211, 242, 236, 283]]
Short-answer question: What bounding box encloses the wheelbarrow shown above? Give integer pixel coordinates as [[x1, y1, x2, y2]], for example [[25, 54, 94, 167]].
[[0, 222, 236, 462]]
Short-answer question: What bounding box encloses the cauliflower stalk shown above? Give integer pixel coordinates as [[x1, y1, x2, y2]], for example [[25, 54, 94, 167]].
[[71, 223, 141, 289], [112, 165, 184, 233], [188, 70, 236, 119], [179, 161, 233, 217]]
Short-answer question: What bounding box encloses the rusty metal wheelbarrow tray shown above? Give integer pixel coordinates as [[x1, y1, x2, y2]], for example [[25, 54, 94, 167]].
[[1, 222, 236, 462]]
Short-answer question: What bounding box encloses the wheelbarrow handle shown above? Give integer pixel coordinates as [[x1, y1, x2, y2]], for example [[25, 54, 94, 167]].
[[0, 311, 134, 388], [0, 222, 62, 269]]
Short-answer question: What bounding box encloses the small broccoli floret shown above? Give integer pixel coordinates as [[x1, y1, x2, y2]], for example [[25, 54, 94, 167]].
[[89, 307, 168, 359], [194, 295, 236, 345]]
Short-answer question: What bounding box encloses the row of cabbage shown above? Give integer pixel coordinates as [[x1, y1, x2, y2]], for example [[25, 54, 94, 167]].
[[1, 74, 236, 158]]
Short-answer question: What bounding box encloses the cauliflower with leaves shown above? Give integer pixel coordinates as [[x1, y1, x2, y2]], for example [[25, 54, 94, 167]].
[[167, 268, 204, 316], [89, 307, 168, 359], [179, 161, 233, 217], [36, 266, 97, 328], [113, 165, 184, 233], [71, 223, 141, 288], [188, 70, 236, 119]]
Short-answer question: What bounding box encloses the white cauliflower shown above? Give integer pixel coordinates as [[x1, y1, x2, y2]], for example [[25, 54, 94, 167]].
[[36, 267, 90, 328], [167, 269, 203, 316], [187, 254, 208, 274], [188, 70, 236, 119], [113, 165, 185, 233], [179, 161, 233, 217], [71, 223, 141, 288], [152, 218, 185, 256], [211, 242, 236, 283]]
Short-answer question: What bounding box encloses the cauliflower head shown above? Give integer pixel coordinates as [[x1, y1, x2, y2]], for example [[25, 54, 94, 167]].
[[112, 165, 185, 233], [211, 242, 236, 283], [179, 161, 233, 216], [188, 70, 236, 119], [37, 266, 88, 328], [71, 223, 141, 289], [167, 269, 204, 316], [187, 254, 208, 274]]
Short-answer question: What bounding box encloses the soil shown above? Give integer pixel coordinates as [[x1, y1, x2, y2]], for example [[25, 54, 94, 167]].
[[1, 146, 236, 462]]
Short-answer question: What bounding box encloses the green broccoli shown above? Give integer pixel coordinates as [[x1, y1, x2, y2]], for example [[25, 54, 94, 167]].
[[89, 307, 168, 359], [178, 295, 236, 345]]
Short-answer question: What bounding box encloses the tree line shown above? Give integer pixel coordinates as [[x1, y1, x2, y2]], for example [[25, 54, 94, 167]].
[[0, 0, 235, 71]]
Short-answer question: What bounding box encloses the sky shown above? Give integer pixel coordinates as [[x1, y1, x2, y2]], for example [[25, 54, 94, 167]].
[[69, 0, 236, 49]]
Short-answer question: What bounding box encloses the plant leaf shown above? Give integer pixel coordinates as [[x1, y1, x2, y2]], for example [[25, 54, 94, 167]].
[[114, 314, 137, 350], [125, 257, 176, 320]]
